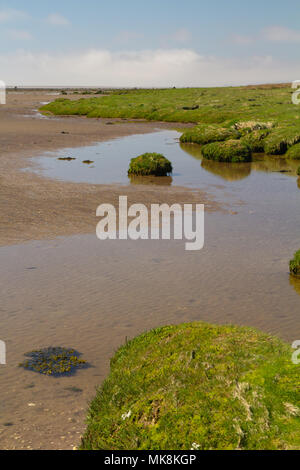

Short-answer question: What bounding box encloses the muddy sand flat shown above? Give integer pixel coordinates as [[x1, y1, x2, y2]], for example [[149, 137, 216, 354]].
[[0, 90, 220, 246]]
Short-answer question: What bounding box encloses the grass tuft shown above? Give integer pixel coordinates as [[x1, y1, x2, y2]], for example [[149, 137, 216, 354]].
[[201, 140, 252, 163], [128, 153, 172, 176]]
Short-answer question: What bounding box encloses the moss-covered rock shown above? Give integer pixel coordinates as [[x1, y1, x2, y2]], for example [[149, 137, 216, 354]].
[[240, 129, 270, 153], [290, 250, 300, 276], [128, 153, 172, 176], [286, 143, 300, 160], [80, 322, 300, 451], [201, 140, 252, 163], [180, 124, 240, 145], [19, 347, 87, 376], [264, 127, 300, 155]]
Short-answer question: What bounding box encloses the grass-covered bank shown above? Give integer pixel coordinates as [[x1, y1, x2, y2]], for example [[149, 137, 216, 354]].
[[81, 322, 299, 451], [41, 86, 300, 161], [41, 86, 298, 125]]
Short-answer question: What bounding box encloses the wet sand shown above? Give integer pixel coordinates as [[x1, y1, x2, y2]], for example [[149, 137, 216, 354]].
[[0, 90, 219, 246]]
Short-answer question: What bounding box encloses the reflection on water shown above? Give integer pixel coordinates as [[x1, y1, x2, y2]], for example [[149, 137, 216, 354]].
[[129, 175, 173, 186], [289, 274, 300, 296], [201, 159, 251, 181]]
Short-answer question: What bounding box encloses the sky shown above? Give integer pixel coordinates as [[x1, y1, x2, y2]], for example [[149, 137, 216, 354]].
[[0, 0, 300, 87]]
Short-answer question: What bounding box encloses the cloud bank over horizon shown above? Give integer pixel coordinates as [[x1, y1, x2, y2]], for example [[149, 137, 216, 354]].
[[0, 48, 299, 87]]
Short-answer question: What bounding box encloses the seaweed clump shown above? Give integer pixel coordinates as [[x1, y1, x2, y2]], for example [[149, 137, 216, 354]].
[[128, 153, 172, 176], [19, 347, 87, 376]]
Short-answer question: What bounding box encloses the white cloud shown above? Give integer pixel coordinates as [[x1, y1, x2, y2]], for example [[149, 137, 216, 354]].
[[7, 29, 32, 41], [46, 13, 70, 26], [0, 8, 28, 22], [262, 26, 300, 43], [0, 48, 298, 87]]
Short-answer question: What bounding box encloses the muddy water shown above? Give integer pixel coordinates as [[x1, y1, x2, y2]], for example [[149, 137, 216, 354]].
[[2, 131, 300, 449]]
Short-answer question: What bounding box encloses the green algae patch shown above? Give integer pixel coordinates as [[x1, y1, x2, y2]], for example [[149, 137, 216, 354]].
[[80, 322, 300, 451], [264, 127, 300, 155], [286, 143, 300, 160], [240, 129, 270, 153], [128, 153, 172, 176], [19, 347, 88, 377], [201, 140, 252, 163], [180, 124, 240, 145], [290, 250, 300, 277]]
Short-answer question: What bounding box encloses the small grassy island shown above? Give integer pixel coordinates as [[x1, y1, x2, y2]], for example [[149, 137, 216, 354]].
[[81, 322, 299, 451], [128, 153, 172, 176], [290, 250, 300, 277]]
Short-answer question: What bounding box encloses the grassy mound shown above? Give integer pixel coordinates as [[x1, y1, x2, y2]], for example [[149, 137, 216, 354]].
[[180, 124, 240, 145], [201, 140, 252, 163], [240, 129, 270, 153], [81, 323, 299, 450], [264, 127, 300, 155], [286, 143, 300, 160], [128, 153, 172, 176], [233, 121, 275, 132], [19, 347, 87, 376], [290, 250, 300, 276]]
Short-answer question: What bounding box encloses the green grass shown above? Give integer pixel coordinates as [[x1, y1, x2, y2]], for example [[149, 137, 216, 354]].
[[286, 143, 300, 160], [179, 124, 240, 145], [80, 322, 299, 451], [290, 250, 300, 276], [128, 153, 172, 176], [263, 127, 300, 155], [201, 140, 252, 163], [41, 86, 300, 159], [41, 86, 300, 125], [240, 129, 271, 153]]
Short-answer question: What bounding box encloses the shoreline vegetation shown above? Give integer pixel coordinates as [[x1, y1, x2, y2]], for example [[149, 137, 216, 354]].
[[81, 322, 299, 451], [41, 86, 300, 163]]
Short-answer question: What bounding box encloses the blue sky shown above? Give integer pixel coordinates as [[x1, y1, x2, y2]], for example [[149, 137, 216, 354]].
[[0, 0, 300, 86]]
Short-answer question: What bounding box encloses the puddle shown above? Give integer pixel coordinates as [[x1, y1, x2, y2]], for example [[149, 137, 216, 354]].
[[26, 130, 300, 209]]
